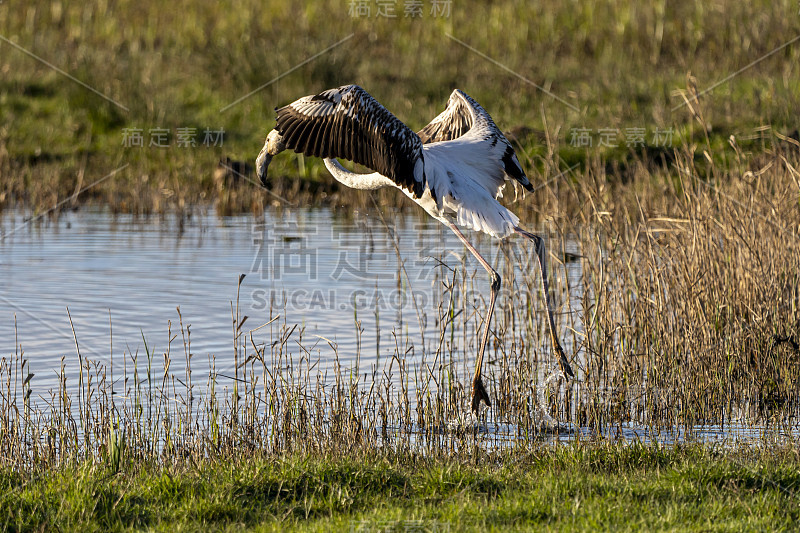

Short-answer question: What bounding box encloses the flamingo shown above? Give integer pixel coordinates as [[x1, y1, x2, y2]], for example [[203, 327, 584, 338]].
[[256, 84, 573, 413]]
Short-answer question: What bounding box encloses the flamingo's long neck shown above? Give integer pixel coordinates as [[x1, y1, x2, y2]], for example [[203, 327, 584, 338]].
[[323, 158, 396, 190]]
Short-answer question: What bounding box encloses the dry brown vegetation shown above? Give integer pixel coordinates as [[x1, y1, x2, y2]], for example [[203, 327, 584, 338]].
[[2, 132, 799, 471]]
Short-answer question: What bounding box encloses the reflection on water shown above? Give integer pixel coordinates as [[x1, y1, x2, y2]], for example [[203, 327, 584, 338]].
[[2, 206, 567, 388], [2, 208, 259, 368]]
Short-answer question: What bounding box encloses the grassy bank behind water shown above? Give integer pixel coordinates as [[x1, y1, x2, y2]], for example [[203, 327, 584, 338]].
[[1, 0, 799, 213]]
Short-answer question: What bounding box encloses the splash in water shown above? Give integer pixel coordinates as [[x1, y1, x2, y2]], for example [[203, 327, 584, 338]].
[[534, 369, 567, 431]]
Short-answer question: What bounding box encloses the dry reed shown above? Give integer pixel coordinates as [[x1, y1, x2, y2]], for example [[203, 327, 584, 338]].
[[2, 137, 799, 474]]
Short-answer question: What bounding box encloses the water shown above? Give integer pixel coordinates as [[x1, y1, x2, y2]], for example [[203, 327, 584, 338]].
[[4, 206, 566, 387], [1, 206, 794, 446], [2, 209, 248, 363], [1, 207, 444, 376]]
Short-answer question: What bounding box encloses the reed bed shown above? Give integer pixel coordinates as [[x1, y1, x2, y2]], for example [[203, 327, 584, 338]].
[[562, 138, 800, 432], [2, 137, 799, 475]]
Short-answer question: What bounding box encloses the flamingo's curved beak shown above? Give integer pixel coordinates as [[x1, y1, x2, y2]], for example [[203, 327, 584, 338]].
[[256, 144, 271, 187], [256, 129, 286, 187]]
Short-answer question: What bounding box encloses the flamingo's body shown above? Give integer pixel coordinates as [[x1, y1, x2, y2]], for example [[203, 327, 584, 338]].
[[257, 85, 573, 412]]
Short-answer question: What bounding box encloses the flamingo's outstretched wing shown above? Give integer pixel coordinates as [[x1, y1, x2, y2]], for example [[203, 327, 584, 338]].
[[417, 89, 532, 191], [274, 84, 425, 198]]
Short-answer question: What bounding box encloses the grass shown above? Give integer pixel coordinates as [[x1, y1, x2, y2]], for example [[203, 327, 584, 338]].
[[3, 1, 800, 528], [3, 444, 799, 531], [1, 0, 800, 212]]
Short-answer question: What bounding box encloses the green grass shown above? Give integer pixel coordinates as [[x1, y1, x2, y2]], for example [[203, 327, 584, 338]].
[[1, 0, 800, 211], [2, 444, 799, 531], [3, 3, 800, 530]]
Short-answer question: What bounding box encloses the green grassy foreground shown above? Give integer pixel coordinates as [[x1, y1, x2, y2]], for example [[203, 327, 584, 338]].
[[2, 444, 799, 532]]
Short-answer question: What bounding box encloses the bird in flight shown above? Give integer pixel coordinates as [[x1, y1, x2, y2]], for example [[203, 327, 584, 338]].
[[257, 84, 573, 413]]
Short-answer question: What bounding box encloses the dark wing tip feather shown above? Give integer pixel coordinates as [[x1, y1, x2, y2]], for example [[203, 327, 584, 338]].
[[502, 146, 533, 191]]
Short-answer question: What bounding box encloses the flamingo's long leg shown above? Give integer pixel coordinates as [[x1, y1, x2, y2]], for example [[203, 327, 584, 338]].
[[514, 227, 574, 379], [445, 221, 498, 413]]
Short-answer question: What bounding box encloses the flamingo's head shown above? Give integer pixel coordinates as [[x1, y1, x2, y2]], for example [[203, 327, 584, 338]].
[[256, 129, 286, 186]]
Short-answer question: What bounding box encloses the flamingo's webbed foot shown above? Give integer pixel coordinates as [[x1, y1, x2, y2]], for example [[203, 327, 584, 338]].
[[471, 377, 491, 413]]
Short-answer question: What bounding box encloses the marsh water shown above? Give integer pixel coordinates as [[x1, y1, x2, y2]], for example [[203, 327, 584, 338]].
[[1, 206, 554, 375], [0, 207, 793, 445]]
